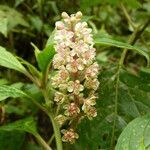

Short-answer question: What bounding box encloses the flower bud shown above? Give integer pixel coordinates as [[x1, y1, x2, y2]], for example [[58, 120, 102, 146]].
[[61, 12, 69, 19], [55, 21, 64, 30], [76, 11, 82, 19]]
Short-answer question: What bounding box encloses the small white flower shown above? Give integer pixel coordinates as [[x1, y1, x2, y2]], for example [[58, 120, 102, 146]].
[[64, 103, 80, 116], [85, 62, 99, 79], [81, 47, 96, 65], [54, 29, 74, 47], [66, 58, 84, 73], [54, 92, 65, 103], [53, 54, 65, 69], [61, 128, 79, 144], [84, 78, 99, 91], [86, 107, 97, 119], [67, 80, 84, 95]]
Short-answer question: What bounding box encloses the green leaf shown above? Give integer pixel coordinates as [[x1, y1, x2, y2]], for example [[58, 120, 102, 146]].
[[0, 46, 27, 73], [0, 17, 7, 37], [0, 117, 37, 135], [124, 0, 142, 9], [120, 69, 150, 92], [119, 69, 150, 117], [115, 114, 150, 150], [28, 15, 43, 32], [94, 37, 149, 64], [18, 57, 41, 78], [0, 131, 25, 150], [32, 44, 55, 72], [0, 78, 9, 85], [0, 85, 27, 101], [0, 5, 29, 32], [46, 30, 55, 46], [24, 143, 42, 150], [5, 105, 25, 116]]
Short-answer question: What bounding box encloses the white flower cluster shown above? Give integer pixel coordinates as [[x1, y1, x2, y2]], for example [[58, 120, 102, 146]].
[[52, 11, 99, 143]]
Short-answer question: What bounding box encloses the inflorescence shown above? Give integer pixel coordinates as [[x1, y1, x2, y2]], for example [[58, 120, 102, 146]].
[[52, 11, 99, 143]]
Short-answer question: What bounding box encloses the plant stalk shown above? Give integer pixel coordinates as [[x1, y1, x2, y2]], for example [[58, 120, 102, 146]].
[[110, 19, 150, 149], [35, 134, 52, 150], [48, 113, 63, 150]]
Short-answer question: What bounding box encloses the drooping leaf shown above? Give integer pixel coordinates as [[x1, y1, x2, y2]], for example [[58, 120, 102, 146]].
[[0, 85, 27, 101], [0, 46, 27, 73], [94, 36, 149, 64], [115, 114, 150, 150]]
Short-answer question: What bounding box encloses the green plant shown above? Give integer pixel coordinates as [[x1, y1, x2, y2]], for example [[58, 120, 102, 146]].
[[0, 0, 150, 150]]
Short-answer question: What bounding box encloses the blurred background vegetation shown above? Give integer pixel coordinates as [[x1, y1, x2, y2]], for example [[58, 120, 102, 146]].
[[0, 0, 150, 150]]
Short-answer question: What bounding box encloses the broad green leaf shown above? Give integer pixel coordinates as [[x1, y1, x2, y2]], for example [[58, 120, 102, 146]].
[[0, 117, 37, 135], [94, 37, 149, 64], [33, 44, 55, 72], [0, 46, 27, 73], [0, 131, 25, 150], [119, 87, 150, 118], [120, 69, 150, 92], [119, 69, 150, 117], [0, 85, 27, 101], [115, 114, 150, 150]]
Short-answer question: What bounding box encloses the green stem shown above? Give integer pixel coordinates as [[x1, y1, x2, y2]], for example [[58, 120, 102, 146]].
[[48, 113, 63, 150], [110, 21, 149, 149], [35, 134, 52, 150], [48, 134, 55, 145], [121, 3, 136, 29]]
